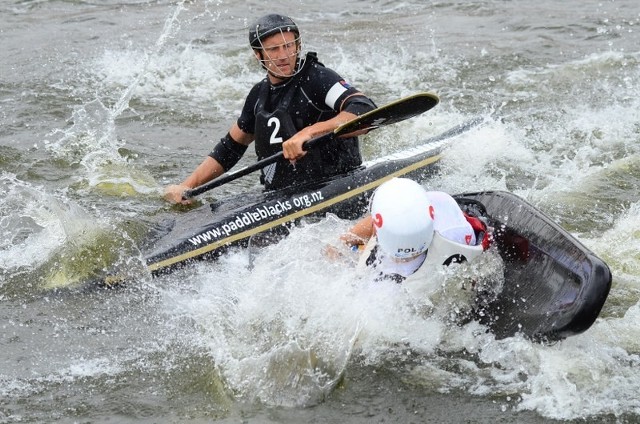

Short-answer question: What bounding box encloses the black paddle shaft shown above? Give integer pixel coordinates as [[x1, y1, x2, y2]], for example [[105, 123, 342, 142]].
[[182, 92, 439, 199]]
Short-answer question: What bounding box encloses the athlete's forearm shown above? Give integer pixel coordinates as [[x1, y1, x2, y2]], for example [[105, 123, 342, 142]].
[[341, 216, 374, 246], [182, 156, 225, 188], [302, 110, 358, 140], [195, 123, 254, 184]]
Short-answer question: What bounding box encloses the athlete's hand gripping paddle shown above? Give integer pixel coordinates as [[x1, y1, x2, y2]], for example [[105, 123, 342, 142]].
[[182, 92, 439, 200]]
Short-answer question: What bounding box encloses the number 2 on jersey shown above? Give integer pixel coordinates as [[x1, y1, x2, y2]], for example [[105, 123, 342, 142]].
[[268, 117, 284, 144]]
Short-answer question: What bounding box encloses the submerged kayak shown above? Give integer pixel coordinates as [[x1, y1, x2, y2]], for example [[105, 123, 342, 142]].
[[454, 192, 611, 342]]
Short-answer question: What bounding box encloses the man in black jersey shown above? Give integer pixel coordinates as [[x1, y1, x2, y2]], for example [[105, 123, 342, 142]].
[[164, 13, 377, 203]]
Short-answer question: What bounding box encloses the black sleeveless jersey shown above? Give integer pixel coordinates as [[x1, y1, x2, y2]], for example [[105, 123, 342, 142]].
[[236, 53, 364, 190]]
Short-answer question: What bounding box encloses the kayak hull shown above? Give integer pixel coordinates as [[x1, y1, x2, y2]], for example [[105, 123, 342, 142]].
[[455, 191, 612, 341], [144, 119, 483, 275]]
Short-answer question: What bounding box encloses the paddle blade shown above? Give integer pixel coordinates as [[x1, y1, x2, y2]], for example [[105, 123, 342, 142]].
[[334, 92, 439, 136]]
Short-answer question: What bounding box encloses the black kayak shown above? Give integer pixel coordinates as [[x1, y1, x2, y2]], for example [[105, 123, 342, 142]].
[[142, 118, 611, 342], [144, 118, 482, 275], [455, 192, 611, 342]]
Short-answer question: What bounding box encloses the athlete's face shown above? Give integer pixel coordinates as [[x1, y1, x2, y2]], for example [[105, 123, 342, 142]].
[[255, 30, 300, 83]]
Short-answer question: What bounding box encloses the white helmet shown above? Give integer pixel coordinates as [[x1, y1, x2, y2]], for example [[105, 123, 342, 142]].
[[369, 178, 435, 259]]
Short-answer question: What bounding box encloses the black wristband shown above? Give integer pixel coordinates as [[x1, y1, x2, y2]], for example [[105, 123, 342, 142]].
[[209, 133, 248, 171]]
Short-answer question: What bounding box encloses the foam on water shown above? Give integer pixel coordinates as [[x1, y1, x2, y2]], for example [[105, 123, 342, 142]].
[[92, 46, 258, 115], [446, 308, 640, 419], [156, 216, 504, 407], [156, 219, 366, 407], [0, 174, 68, 271], [0, 172, 148, 291]]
